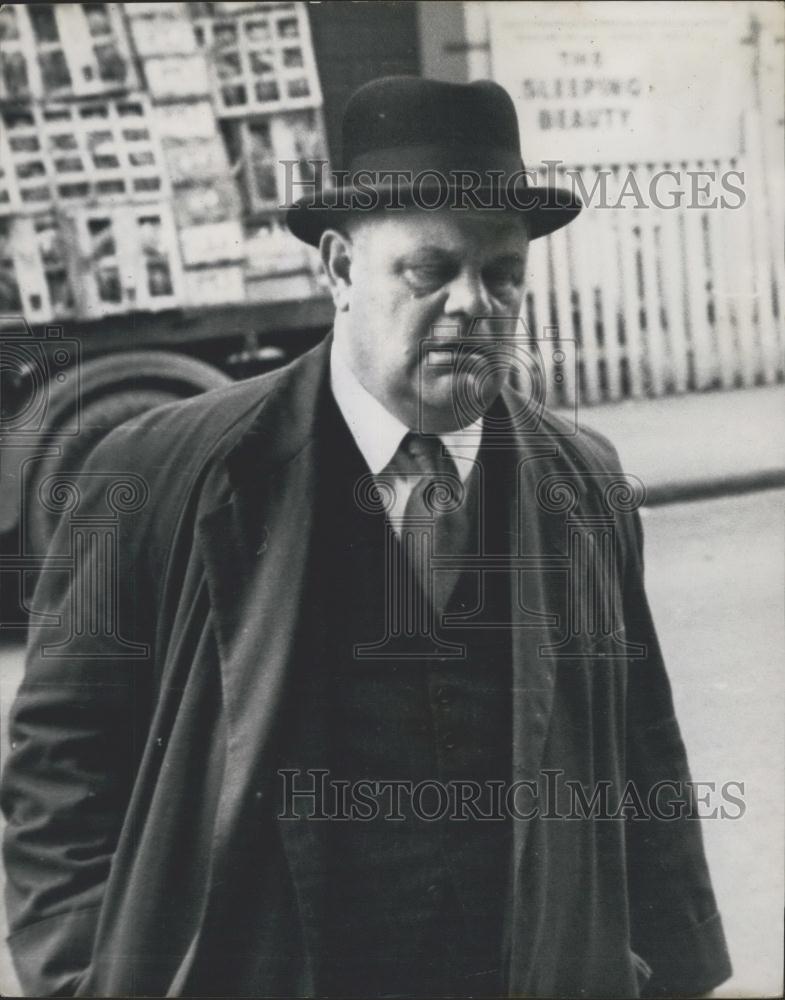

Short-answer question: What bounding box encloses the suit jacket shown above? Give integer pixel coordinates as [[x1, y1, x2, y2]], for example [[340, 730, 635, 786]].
[[1, 335, 731, 997]]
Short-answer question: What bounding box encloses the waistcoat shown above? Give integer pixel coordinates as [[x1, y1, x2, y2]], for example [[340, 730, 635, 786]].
[[314, 398, 515, 998]]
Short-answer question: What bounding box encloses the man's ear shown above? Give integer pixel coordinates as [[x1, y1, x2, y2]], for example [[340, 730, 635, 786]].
[[319, 227, 354, 312]]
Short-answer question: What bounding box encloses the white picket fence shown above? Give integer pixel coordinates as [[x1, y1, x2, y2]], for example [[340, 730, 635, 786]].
[[523, 158, 784, 407]]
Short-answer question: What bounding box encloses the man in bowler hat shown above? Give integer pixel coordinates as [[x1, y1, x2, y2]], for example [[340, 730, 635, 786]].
[[2, 77, 731, 997]]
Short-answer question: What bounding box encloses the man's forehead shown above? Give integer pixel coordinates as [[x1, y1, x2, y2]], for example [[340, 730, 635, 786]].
[[346, 206, 528, 249]]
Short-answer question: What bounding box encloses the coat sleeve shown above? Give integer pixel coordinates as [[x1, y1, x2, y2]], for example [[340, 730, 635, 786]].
[[1, 429, 156, 997], [621, 507, 732, 997]]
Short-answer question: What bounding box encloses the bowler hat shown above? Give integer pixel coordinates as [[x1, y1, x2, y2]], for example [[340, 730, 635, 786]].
[[285, 76, 581, 246]]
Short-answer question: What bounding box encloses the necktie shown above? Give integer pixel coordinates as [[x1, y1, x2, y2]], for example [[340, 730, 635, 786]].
[[392, 432, 472, 622]]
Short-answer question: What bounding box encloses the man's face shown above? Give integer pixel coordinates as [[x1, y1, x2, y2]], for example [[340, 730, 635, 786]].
[[329, 206, 529, 432]]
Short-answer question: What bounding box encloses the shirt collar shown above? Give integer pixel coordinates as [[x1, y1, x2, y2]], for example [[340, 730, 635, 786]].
[[329, 337, 482, 481]]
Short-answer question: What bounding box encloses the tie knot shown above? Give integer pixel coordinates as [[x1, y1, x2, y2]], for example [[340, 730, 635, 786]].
[[396, 432, 455, 478]]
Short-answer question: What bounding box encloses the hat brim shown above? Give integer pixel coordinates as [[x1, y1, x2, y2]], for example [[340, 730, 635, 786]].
[[285, 182, 582, 247]]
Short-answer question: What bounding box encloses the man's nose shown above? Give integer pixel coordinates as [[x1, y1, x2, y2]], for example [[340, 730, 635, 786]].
[[443, 271, 493, 323]]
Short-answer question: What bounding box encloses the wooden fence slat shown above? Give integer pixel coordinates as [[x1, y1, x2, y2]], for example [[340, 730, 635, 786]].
[[523, 245, 557, 406], [682, 200, 714, 389], [595, 196, 623, 401], [731, 191, 764, 387], [568, 182, 603, 404], [761, 24, 785, 366], [637, 200, 667, 397], [744, 100, 781, 385], [548, 226, 577, 407], [705, 196, 740, 389], [719, 193, 756, 388], [613, 192, 645, 398], [657, 207, 690, 393], [746, 182, 776, 385], [527, 243, 552, 339]]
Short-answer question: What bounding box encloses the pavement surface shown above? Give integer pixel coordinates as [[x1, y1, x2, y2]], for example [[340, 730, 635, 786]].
[[640, 488, 784, 998], [0, 486, 783, 997], [566, 384, 785, 504]]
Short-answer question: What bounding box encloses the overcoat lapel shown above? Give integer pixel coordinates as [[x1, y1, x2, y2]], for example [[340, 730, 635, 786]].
[[200, 338, 330, 795], [199, 442, 318, 810], [174, 339, 332, 992], [503, 391, 564, 819], [502, 398, 567, 987]]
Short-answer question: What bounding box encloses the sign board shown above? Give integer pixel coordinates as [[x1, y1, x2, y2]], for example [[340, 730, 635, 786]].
[[487, 1, 747, 167]]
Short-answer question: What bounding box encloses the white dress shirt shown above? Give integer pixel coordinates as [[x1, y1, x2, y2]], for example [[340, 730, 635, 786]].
[[329, 339, 483, 532]]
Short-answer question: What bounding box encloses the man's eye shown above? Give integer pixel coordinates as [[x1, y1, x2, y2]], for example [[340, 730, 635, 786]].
[[485, 270, 523, 299], [486, 268, 523, 289], [402, 265, 449, 291]]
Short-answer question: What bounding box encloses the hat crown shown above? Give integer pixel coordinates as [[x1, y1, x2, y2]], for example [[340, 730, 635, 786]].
[[284, 75, 582, 247], [341, 76, 524, 171]]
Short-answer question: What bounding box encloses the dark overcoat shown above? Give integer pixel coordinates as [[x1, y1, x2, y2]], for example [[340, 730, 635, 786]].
[[1, 336, 731, 997]]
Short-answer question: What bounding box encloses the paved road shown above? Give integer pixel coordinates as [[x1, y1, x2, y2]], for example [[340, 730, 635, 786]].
[[571, 384, 785, 502], [0, 488, 782, 996], [640, 488, 784, 998]]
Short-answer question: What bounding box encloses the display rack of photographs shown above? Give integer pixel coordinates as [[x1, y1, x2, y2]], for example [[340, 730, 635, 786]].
[[0, 97, 168, 215], [190, 2, 322, 117], [220, 106, 326, 216], [0, 203, 183, 322], [0, 82, 181, 321], [0, 3, 136, 103], [0, 213, 76, 322], [70, 203, 183, 316]]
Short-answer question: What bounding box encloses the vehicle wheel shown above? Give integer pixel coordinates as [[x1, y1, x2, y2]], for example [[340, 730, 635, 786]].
[[21, 351, 230, 556], [25, 389, 177, 557]]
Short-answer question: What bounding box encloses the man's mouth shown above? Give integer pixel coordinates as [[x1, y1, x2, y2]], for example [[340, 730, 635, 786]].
[[425, 342, 504, 368]]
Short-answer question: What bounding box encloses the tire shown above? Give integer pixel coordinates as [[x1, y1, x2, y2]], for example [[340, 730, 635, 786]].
[[25, 389, 177, 557], [42, 350, 231, 436], [22, 351, 231, 556]]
